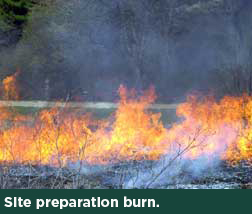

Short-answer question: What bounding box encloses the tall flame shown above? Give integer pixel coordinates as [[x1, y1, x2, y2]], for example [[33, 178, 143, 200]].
[[0, 80, 252, 166], [2, 70, 20, 101], [0, 85, 168, 165]]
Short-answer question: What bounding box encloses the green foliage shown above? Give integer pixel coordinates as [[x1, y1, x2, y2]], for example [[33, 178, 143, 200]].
[[0, 0, 34, 27]]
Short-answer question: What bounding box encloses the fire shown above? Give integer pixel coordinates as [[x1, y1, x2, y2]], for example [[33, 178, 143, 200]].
[[0, 70, 24, 128], [171, 95, 252, 163], [2, 70, 20, 101], [0, 85, 168, 165], [0, 79, 252, 166], [84, 85, 167, 163]]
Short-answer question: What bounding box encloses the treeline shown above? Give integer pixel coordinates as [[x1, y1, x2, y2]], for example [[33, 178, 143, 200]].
[[0, 0, 250, 101], [0, 0, 34, 27], [0, 0, 54, 29]]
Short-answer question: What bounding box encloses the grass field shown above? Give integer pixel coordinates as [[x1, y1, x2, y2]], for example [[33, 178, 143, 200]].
[[3, 101, 179, 124]]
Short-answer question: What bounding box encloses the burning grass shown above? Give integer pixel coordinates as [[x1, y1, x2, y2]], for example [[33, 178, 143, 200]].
[[0, 82, 252, 167], [1, 72, 252, 188]]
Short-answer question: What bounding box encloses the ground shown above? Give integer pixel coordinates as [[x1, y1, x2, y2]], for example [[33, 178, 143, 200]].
[[0, 103, 249, 189], [0, 161, 252, 189]]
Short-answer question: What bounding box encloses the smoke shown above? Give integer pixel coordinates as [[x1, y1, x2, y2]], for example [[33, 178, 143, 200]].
[[2, 0, 252, 101], [124, 123, 238, 188], [125, 156, 221, 189], [68, 150, 223, 189], [47, 0, 252, 101], [66, 123, 238, 189]]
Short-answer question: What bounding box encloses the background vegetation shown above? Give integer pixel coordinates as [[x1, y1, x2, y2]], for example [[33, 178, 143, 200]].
[[0, 0, 252, 101], [0, 0, 35, 27]]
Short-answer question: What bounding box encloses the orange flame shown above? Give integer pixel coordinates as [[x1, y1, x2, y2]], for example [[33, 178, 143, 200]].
[[0, 85, 168, 165], [2, 70, 20, 101], [0, 82, 252, 166]]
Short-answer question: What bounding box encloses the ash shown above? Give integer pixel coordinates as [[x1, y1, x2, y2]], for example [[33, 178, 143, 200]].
[[0, 161, 252, 189], [165, 161, 252, 189]]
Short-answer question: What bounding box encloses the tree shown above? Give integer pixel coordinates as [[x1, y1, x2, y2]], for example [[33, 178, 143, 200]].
[[0, 0, 35, 27]]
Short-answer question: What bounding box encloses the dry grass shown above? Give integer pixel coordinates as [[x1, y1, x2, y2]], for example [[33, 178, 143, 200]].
[[0, 164, 108, 189]]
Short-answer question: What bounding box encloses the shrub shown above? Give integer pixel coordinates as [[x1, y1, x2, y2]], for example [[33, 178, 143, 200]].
[[0, 0, 36, 28]]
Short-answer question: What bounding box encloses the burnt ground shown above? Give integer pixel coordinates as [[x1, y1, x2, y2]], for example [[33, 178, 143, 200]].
[[0, 161, 252, 189], [165, 161, 252, 189]]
